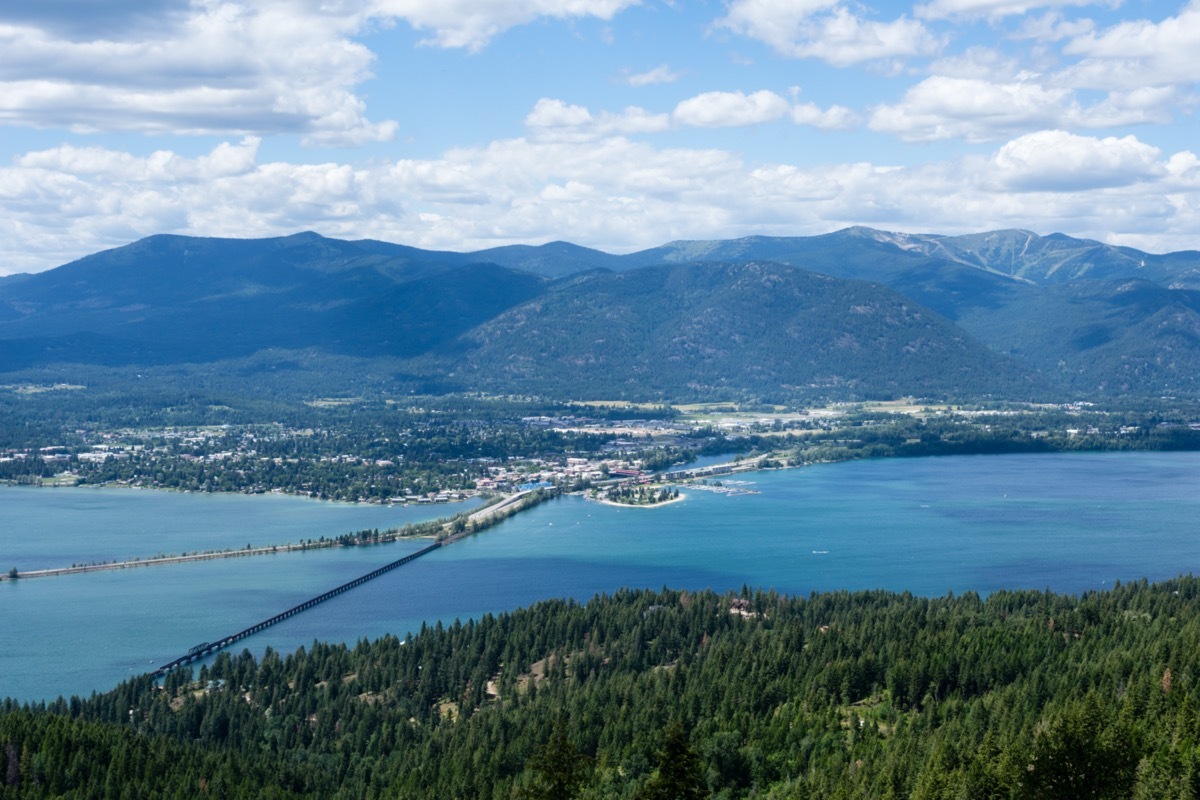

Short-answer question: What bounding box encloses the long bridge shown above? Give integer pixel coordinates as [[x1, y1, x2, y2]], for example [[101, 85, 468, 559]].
[[149, 540, 442, 678], [148, 488, 552, 680]]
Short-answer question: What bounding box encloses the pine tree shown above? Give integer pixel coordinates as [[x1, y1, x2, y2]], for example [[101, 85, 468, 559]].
[[521, 721, 593, 800], [636, 721, 707, 800]]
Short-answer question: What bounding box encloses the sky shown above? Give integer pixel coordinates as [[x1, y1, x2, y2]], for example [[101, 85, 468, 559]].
[[1, 0, 1198, 275]]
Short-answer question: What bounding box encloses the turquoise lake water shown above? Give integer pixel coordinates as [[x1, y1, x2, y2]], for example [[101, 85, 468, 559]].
[[3, 452, 1199, 703], [0, 486, 481, 569]]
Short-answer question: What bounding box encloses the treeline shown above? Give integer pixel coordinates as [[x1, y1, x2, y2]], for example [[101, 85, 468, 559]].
[[0, 385, 608, 450], [7, 579, 1200, 798], [787, 412, 1200, 467], [683, 408, 1200, 470], [603, 485, 680, 506]]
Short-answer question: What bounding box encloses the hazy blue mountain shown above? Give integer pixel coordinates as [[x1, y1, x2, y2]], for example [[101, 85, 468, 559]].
[[624, 227, 1200, 290], [0, 234, 545, 368], [0, 232, 467, 323], [626, 228, 1021, 323], [954, 279, 1200, 395], [617, 228, 1200, 395], [437, 261, 1035, 401], [5, 228, 1200, 400], [890, 229, 1200, 288], [465, 241, 627, 278]]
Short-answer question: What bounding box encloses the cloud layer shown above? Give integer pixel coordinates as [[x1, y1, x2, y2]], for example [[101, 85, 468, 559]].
[[718, 0, 939, 65], [0, 0, 1198, 274], [3, 130, 1197, 274], [0, 0, 643, 143]]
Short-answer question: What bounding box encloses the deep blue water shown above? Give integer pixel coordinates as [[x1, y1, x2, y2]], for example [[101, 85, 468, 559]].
[[3, 452, 1198, 703]]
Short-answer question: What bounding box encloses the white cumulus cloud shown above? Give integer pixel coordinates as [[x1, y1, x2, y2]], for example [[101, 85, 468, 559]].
[[673, 90, 791, 128], [371, 0, 642, 51], [1013, 11, 1096, 42], [916, 0, 1096, 21], [1063, 1, 1200, 91], [623, 64, 682, 87], [718, 0, 938, 66], [871, 71, 1183, 143], [3, 130, 1199, 276], [0, 0, 645, 144], [791, 102, 860, 130], [870, 76, 1071, 142], [0, 2, 396, 144], [991, 130, 1165, 191], [1073, 86, 1178, 128], [15, 137, 262, 181], [525, 98, 670, 141], [529, 92, 856, 139], [527, 98, 596, 129]]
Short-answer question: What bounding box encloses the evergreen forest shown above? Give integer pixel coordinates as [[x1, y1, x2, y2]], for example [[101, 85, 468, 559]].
[[6, 579, 1200, 798]]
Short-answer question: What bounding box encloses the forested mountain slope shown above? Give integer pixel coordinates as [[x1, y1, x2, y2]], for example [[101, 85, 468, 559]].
[[628, 227, 1200, 290], [624, 230, 1200, 395], [4, 227, 1200, 399], [440, 261, 1033, 401], [5, 580, 1200, 798], [0, 247, 546, 367], [956, 279, 1200, 395]]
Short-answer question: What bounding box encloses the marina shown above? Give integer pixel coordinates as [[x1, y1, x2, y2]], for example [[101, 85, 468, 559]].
[[683, 479, 761, 497]]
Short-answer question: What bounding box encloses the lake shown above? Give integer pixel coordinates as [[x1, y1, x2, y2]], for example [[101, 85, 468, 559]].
[[3, 452, 1198, 703], [0, 486, 482, 569]]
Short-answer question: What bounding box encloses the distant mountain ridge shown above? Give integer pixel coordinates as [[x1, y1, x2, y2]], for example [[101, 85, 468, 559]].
[[620, 227, 1200, 288], [3, 227, 1200, 400], [438, 260, 1031, 401]]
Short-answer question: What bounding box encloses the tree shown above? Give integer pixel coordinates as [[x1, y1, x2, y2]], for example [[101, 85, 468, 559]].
[[636, 721, 708, 800], [1021, 695, 1139, 800], [521, 721, 593, 800], [4, 742, 19, 789]]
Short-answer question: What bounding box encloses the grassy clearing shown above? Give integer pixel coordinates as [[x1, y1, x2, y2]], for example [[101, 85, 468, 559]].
[[1, 383, 86, 394], [305, 397, 362, 408], [570, 400, 667, 410]]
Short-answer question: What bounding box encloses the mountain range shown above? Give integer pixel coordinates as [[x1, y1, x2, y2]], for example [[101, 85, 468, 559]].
[[3, 228, 1199, 402]]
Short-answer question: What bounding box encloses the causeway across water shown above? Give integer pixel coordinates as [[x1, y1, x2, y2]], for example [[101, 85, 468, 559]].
[[148, 489, 548, 679]]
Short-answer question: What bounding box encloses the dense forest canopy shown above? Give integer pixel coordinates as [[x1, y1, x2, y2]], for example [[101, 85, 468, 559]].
[[5, 580, 1200, 798]]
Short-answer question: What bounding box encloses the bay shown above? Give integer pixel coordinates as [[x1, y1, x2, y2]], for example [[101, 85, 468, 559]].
[[3, 452, 1199, 703], [0, 485, 481, 570], [0, 491, 478, 701]]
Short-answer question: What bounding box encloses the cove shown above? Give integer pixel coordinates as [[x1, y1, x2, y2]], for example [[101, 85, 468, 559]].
[[3, 451, 1199, 703]]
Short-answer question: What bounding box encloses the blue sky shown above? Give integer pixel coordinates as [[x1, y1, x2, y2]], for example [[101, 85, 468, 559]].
[[1, 0, 1197, 274]]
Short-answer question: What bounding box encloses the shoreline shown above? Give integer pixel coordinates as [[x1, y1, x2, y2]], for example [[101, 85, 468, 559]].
[[592, 491, 688, 510], [0, 491, 533, 582], [0, 479, 483, 508], [0, 536, 437, 582], [0, 454, 795, 583], [9, 444, 1173, 584]]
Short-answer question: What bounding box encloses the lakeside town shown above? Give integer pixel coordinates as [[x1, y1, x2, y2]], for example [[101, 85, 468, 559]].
[[5, 398, 1200, 509]]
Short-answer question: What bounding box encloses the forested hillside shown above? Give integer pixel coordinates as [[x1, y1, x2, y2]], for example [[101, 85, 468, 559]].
[[630, 230, 1200, 396], [5, 226, 1200, 400], [441, 261, 1033, 402], [6, 579, 1200, 798]]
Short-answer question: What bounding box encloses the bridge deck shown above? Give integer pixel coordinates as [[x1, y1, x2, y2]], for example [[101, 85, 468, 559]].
[[150, 541, 443, 678]]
